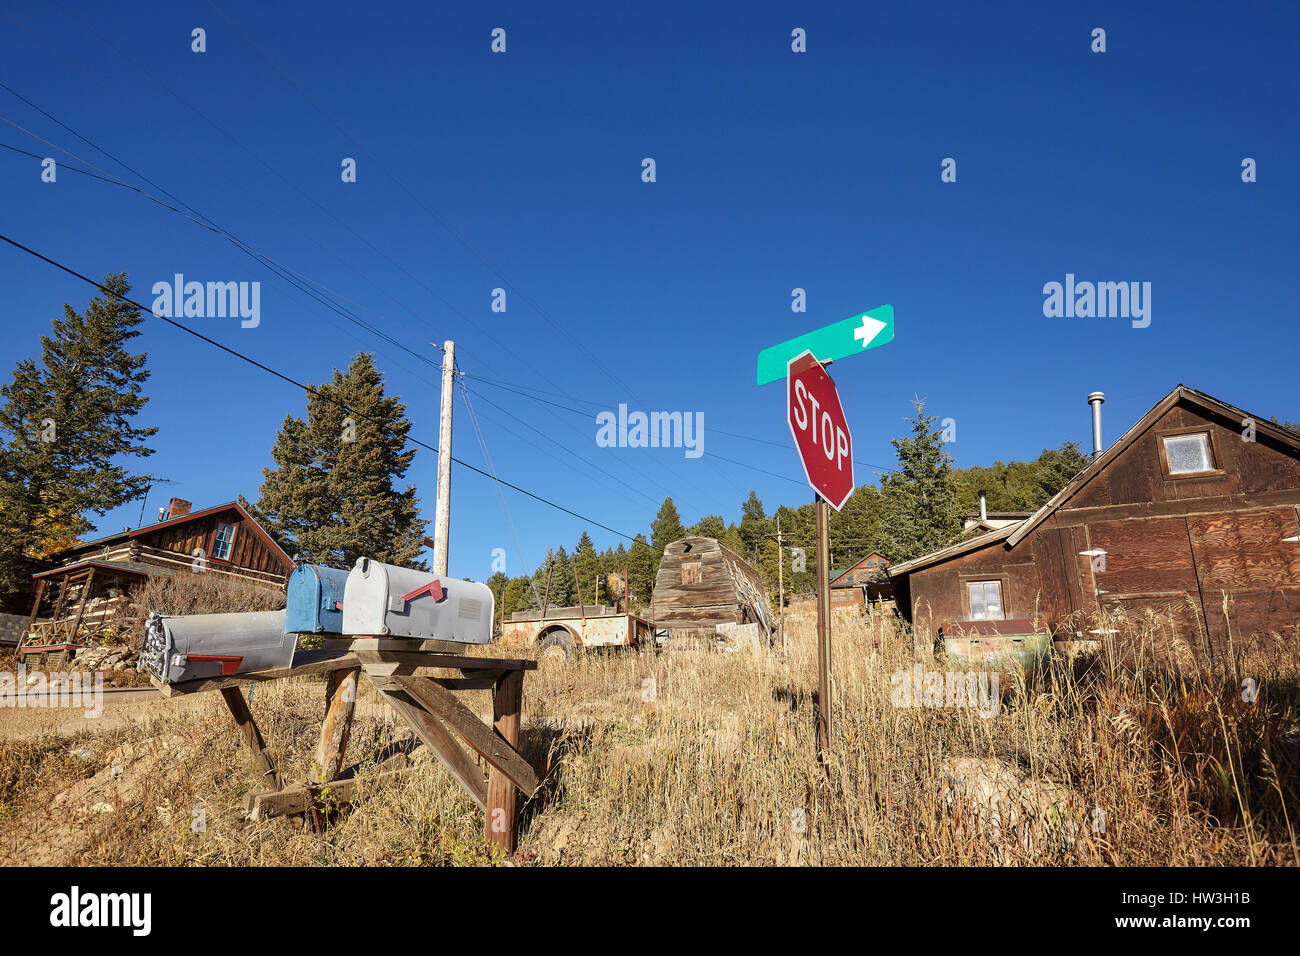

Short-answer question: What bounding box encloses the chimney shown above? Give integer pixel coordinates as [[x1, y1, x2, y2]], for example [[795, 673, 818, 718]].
[[157, 507, 166, 523], [166, 497, 192, 520], [1088, 392, 1105, 458], [978, 489, 988, 523]]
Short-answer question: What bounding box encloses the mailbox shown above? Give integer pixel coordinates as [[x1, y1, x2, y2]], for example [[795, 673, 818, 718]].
[[341, 557, 494, 643], [285, 560, 349, 634], [139, 609, 297, 684]]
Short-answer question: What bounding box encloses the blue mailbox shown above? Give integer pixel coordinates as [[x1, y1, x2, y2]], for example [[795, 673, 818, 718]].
[[285, 560, 350, 634]]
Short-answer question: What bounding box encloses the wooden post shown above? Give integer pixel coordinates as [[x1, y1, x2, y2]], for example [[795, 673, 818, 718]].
[[68, 568, 95, 643], [815, 497, 832, 754], [24, 578, 47, 648], [314, 667, 360, 783], [220, 686, 282, 790], [573, 558, 586, 624], [776, 516, 785, 650], [541, 562, 553, 618], [486, 671, 524, 854]]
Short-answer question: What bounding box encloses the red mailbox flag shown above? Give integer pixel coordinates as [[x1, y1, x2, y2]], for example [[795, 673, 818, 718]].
[[787, 350, 855, 511]]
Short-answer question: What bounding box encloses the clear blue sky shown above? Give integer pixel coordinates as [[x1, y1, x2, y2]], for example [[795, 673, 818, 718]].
[[2, 1, 1297, 581]]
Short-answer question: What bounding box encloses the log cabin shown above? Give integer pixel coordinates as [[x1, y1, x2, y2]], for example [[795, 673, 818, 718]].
[[23, 498, 292, 648], [888, 386, 1300, 659], [651, 536, 774, 641]]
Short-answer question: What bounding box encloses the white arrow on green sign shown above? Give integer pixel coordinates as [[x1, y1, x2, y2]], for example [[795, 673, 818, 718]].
[[755, 304, 894, 385]]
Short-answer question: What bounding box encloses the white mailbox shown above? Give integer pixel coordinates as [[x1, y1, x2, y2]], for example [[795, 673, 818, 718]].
[[342, 558, 495, 643]]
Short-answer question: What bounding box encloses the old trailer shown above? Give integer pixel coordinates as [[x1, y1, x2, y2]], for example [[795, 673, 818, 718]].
[[498, 605, 653, 661]]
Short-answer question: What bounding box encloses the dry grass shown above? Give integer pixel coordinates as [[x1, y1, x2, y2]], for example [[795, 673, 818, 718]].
[[0, 606, 1296, 866]]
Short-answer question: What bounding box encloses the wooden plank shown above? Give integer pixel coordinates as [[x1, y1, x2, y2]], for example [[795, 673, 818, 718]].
[[486, 670, 523, 854], [392, 675, 539, 796], [314, 667, 360, 784], [250, 753, 410, 822], [219, 686, 282, 791], [152, 649, 360, 697], [364, 672, 488, 810], [325, 636, 467, 655], [352, 648, 536, 673]]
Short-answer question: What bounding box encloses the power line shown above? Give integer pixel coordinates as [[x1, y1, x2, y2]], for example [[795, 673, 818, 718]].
[[0, 232, 636, 540]]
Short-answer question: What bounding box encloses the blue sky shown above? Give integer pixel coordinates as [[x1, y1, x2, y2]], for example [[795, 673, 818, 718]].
[[2, 1, 1297, 581]]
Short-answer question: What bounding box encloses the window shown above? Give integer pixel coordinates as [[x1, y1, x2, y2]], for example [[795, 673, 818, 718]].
[[681, 560, 701, 584], [968, 580, 1004, 620], [211, 521, 237, 561], [1163, 432, 1214, 475]]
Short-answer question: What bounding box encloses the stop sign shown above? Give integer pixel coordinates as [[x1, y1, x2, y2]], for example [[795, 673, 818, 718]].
[[787, 350, 854, 510]]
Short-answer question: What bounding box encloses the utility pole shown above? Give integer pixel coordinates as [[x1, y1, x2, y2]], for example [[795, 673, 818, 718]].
[[432, 340, 454, 577], [775, 515, 785, 650]]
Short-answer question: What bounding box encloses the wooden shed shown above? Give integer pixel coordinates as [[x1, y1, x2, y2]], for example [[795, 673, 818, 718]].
[[889, 386, 1300, 659], [651, 537, 774, 641]]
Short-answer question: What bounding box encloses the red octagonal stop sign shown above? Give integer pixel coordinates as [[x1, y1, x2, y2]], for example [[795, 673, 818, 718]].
[[787, 350, 854, 510]]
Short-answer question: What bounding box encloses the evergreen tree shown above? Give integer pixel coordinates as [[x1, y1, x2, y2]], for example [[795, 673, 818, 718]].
[[0, 274, 157, 598], [650, 497, 686, 556], [738, 490, 771, 558], [573, 531, 600, 605], [877, 399, 963, 562], [627, 533, 657, 604], [688, 513, 727, 539], [255, 352, 425, 568]]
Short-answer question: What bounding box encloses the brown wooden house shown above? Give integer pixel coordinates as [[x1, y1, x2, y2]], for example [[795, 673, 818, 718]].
[[829, 552, 892, 609], [651, 536, 774, 640], [888, 386, 1300, 657], [23, 498, 292, 648]]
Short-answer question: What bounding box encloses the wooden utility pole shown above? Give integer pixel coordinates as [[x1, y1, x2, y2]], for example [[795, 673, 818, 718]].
[[814, 496, 832, 754], [775, 515, 785, 650], [432, 340, 455, 576]]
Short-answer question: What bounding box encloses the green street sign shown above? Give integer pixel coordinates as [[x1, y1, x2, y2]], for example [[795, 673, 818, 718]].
[[756, 304, 894, 385]]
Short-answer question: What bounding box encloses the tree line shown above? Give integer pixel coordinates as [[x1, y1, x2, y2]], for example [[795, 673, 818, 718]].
[[9, 276, 1274, 621]]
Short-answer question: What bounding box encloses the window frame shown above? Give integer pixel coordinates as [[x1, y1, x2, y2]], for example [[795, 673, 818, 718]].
[[209, 520, 239, 564], [1156, 426, 1224, 480], [963, 577, 1006, 621]]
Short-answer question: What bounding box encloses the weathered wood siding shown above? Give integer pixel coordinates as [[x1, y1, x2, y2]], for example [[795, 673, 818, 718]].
[[651, 537, 772, 638], [901, 396, 1300, 654]]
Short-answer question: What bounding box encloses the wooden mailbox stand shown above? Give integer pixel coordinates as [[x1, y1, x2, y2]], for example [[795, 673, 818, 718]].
[[150, 638, 539, 854]]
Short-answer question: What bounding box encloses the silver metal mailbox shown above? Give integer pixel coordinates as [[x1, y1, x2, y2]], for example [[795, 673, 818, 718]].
[[139, 609, 297, 684], [341, 558, 494, 643]]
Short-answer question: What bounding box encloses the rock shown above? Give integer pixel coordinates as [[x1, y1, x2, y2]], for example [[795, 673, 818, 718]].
[[939, 757, 1081, 863]]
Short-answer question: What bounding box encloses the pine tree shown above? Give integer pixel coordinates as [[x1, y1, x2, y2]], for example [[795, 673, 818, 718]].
[[0, 274, 157, 598], [650, 497, 686, 556], [254, 352, 425, 568], [627, 533, 656, 604], [878, 399, 963, 562], [688, 513, 727, 539], [738, 490, 770, 558]]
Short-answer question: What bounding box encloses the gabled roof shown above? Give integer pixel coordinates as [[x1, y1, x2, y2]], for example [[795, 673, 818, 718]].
[[1005, 385, 1300, 548], [887, 385, 1300, 579], [887, 521, 1022, 577], [47, 501, 292, 567]]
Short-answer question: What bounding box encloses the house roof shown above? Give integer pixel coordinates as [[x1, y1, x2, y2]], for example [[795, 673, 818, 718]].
[[886, 522, 1022, 577], [33, 559, 178, 581], [45, 501, 292, 568], [888, 385, 1300, 579], [1005, 385, 1300, 548]]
